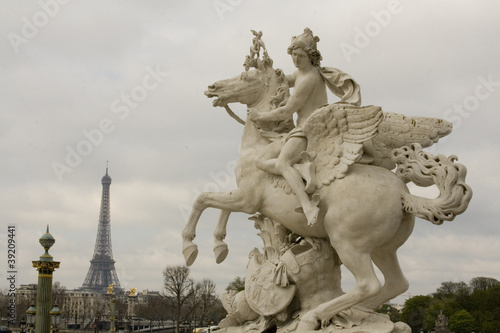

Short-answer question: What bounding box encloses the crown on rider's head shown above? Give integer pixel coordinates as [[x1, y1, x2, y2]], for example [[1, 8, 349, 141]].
[[288, 28, 322, 66]]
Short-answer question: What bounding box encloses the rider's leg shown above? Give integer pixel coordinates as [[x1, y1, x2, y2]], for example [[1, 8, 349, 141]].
[[255, 139, 283, 174], [275, 137, 319, 226], [256, 138, 317, 193]]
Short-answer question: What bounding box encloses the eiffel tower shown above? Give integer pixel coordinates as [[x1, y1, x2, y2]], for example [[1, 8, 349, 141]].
[[81, 167, 122, 294]]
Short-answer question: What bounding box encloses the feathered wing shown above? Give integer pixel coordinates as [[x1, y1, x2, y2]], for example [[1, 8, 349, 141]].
[[303, 103, 383, 188], [371, 112, 453, 169]]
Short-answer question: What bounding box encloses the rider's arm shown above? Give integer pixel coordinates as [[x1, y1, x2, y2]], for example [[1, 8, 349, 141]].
[[251, 73, 314, 122], [286, 73, 296, 87]]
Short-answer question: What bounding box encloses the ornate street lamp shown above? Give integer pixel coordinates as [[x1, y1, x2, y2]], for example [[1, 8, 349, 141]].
[[26, 303, 36, 333], [50, 304, 61, 332], [33, 226, 60, 333]]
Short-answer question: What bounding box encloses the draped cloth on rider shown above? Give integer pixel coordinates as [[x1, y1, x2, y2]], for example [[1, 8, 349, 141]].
[[319, 67, 361, 107]]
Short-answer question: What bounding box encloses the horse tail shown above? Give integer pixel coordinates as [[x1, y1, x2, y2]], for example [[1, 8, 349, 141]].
[[392, 143, 472, 225]]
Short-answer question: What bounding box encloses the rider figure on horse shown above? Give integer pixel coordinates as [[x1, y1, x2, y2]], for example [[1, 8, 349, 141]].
[[249, 28, 362, 227]]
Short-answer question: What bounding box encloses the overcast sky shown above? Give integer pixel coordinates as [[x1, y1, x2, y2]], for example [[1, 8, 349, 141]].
[[1, 0, 499, 306]]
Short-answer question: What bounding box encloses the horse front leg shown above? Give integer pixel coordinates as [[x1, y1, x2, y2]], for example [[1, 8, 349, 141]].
[[182, 190, 260, 266], [214, 210, 231, 264], [182, 204, 205, 266]]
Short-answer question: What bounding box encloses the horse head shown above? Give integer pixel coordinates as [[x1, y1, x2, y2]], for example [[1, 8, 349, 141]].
[[204, 68, 271, 108], [205, 65, 293, 136], [205, 32, 295, 150], [205, 30, 290, 113]]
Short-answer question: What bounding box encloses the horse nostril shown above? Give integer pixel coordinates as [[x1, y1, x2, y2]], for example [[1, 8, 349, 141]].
[[208, 84, 216, 90]]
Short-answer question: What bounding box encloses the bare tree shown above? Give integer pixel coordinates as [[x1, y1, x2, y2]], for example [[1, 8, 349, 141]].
[[91, 297, 107, 331], [135, 296, 167, 332], [15, 296, 30, 325], [80, 297, 91, 329], [194, 279, 218, 326], [0, 290, 11, 323], [225, 276, 245, 293], [185, 283, 201, 327], [115, 298, 128, 331], [163, 265, 195, 333], [52, 282, 67, 306]]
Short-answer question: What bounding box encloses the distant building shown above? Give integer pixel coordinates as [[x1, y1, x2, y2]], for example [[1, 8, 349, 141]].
[[63, 290, 106, 328], [14, 285, 159, 329], [136, 289, 161, 304], [16, 284, 37, 302]]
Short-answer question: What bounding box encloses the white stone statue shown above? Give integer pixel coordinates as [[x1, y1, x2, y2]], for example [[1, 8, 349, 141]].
[[182, 29, 472, 332]]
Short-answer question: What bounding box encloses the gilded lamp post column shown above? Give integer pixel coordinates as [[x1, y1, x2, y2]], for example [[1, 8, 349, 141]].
[[33, 226, 60, 333]]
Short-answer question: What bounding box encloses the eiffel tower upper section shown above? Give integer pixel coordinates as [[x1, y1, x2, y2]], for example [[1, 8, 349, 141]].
[[81, 167, 122, 293]]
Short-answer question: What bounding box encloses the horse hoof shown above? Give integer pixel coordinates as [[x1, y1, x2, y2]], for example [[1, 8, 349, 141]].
[[214, 242, 229, 264], [183, 243, 198, 266], [297, 313, 320, 331]]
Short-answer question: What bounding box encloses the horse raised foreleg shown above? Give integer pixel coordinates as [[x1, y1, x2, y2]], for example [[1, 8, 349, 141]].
[[182, 189, 260, 266], [297, 246, 382, 330], [182, 207, 204, 266], [214, 210, 231, 264]]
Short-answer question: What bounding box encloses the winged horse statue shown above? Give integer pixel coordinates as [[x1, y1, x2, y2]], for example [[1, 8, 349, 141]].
[[181, 31, 472, 331]]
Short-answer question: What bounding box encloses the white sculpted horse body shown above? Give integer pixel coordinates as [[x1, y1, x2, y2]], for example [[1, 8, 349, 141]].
[[182, 41, 471, 330]]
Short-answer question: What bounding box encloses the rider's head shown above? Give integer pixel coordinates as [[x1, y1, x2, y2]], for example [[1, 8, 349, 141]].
[[287, 28, 322, 67]]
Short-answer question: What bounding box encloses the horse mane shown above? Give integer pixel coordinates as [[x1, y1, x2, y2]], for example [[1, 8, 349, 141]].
[[269, 68, 290, 109], [264, 68, 294, 134], [244, 30, 293, 134]]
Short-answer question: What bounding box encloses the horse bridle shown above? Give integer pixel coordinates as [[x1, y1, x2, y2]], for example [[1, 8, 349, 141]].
[[224, 105, 246, 125]]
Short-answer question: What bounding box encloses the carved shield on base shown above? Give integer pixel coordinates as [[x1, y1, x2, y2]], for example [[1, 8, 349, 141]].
[[245, 256, 296, 316]]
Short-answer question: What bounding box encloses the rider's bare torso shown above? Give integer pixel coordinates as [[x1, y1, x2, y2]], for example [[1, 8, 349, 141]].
[[284, 48, 328, 127], [295, 70, 328, 127], [290, 69, 327, 128]]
